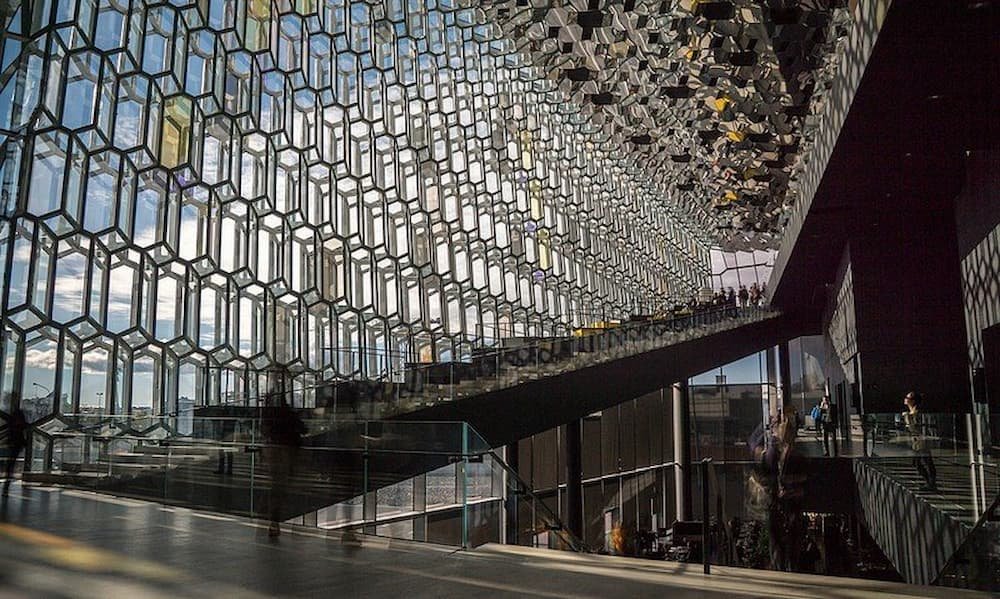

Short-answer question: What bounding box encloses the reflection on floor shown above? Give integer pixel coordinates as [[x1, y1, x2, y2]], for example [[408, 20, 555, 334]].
[[0, 482, 992, 598]]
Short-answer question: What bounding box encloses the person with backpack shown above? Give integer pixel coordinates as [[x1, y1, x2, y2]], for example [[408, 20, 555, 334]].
[[810, 402, 823, 435]]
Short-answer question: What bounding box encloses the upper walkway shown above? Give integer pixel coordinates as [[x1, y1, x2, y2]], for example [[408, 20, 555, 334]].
[[0, 482, 989, 598]]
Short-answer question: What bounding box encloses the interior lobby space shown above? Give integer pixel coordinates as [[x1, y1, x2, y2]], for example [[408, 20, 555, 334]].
[[0, 482, 985, 599], [1, 0, 999, 595]]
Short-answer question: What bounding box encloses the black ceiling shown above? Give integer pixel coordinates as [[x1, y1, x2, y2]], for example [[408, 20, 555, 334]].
[[769, 0, 999, 318]]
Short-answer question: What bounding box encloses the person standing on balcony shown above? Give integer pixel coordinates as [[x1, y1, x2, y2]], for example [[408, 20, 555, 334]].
[[2, 402, 28, 502], [749, 283, 761, 307], [821, 395, 839, 457], [738, 285, 749, 307], [903, 392, 937, 492]]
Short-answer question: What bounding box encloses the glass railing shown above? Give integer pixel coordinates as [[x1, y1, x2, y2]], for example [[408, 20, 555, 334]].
[[315, 305, 777, 419], [78, 306, 773, 421], [934, 476, 1000, 590], [488, 450, 589, 553], [24, 414, 585, 551], [857, 412, 1000, 586], [860, 412, 1000, 520]]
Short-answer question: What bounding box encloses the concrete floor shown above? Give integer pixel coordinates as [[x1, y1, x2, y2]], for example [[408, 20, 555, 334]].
[[0, 482, 991, 598]]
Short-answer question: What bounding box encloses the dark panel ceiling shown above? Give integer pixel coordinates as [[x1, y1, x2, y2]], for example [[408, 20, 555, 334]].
[[769, 0, 999, 319]]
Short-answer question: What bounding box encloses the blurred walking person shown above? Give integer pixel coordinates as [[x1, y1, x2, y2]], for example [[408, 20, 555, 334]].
[[264, 392, 305, 537], [2, 401, 28, 502]]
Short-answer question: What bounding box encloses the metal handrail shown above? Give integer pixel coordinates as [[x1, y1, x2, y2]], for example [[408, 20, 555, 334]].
[[488, 449, 589, 553], [932, 492, 1000, 587], [701, 457, 713, 575], [12, 305, 770, 417]]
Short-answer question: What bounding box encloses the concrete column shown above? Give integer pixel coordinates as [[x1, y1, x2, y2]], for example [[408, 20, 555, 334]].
[[362, 489, 377, 535], [408, 474, 425, 542], [564, 419, 584, 540], [673, 381, 692, 522], [504, 441, 520, 544], [778, 341, 792, 410]]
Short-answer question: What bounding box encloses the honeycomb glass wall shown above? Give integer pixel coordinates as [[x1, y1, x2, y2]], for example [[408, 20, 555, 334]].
[[0, 1, 718, 418]]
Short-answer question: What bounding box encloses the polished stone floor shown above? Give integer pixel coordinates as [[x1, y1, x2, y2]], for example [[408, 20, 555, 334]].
[[0, 482, 990, 598]]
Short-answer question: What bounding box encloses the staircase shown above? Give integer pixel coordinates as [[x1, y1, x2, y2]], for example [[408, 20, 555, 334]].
[[935, 489, 1000, 590], [352, 307, 776, 416], [853, 414, 1000, 588], [322, 306, 796, 444]]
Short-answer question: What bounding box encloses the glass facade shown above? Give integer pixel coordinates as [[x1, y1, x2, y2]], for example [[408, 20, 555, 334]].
[[0, 1, 719, 418], [709, 248, 774, 293]]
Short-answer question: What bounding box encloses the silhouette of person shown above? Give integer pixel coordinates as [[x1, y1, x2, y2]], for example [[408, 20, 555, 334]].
[[904, 391, 937, 492], [264, 392, 305, 537], [2, 402, 28, 502], [769, 403, 806, 572], [821, 395, 839, 457]]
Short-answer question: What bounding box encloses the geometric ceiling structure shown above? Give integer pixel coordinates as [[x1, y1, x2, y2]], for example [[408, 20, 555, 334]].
[[487, 0, 852, 250], [0, 0, 851, 417]]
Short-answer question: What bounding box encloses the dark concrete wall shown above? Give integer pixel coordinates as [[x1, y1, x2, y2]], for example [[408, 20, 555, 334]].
[[955, 152, 1000, 258], [780, 1, 997, 414], [849, 206, 970, 413], [817, 202, 970, 414], [955, 151, 1000, 407]]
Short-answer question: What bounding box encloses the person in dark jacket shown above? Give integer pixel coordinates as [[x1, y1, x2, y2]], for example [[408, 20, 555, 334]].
[[2, 403, 28, 501], [264, 393, 306, 537], [821, 395, 839, 457], [904, 391, 937, 491], [738, 285, 749, 307]]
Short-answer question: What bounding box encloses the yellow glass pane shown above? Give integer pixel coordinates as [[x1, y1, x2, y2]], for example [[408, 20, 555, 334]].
[[160, 96, 192, 168], [248, 0, 269, 20], [519, 130, 533, 170], [246, 0, 270, 51], [529, 179, 543, 220], [538, 229, 551, 270], [295, 0, 315, 15]]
